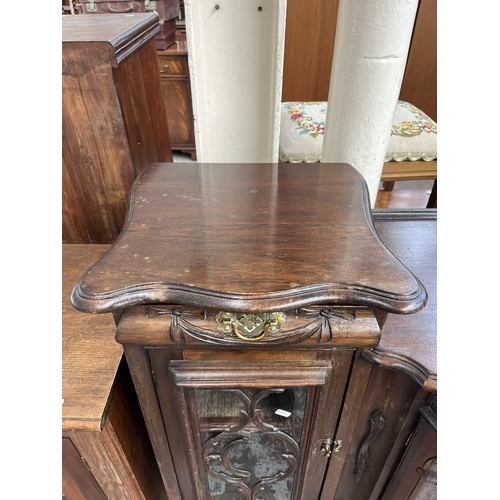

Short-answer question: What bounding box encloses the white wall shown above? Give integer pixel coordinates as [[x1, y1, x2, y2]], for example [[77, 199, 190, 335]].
[[185, 0, 287, 163]]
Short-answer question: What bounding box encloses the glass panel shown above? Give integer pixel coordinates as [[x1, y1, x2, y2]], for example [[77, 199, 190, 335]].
[[195, 387, 308, 500]]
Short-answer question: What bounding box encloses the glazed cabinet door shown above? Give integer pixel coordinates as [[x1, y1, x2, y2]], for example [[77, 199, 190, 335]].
[[148, 350, 353, 500]]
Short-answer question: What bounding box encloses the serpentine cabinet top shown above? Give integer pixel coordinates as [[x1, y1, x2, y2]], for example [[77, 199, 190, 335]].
[[71, 163, 427, 314]]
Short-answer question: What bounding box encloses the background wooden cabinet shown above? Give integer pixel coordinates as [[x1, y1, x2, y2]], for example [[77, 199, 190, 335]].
[[62, 14, 173, 244], [157, 42, 197, 158], [282, 0, 437, 120], [63, 245, 167, 500]]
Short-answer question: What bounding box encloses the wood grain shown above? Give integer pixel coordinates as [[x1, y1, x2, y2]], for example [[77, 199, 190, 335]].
[[62, 437, 107, 500], [101, 359, 168, 500], [62, 43, 136, 244], [114, 39, 173, 175], [282, 0, 340, 101], [330, 364, 420, 499], [116, 305, 380, 348], [369, 213, 437, 391], [380, 161, 437, 182], [71, 163, 427, 315], [123, 344, 183, 499], [157, 42, 196, 152], [62, 14, 172, 244], [380, 416, 437, 499], [399, 0, 437, 121], [62, 244, 118, 431]]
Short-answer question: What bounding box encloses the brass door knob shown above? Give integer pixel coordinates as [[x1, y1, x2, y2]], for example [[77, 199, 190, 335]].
[[160, 64, 169, 73], [321, 439, 342, 458], [321, 439, 332, 457]]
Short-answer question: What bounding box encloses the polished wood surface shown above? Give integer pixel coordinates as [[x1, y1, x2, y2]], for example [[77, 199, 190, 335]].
[[62, 12, 160, 50], [157, 42, 196, 153], [326, 361, 422, 499], [114, 40, 173, 172], [63, 245, 117, 430], [71, 163, 426, 314], [399, 0, 437, 121], [67, 207, 436, 499], [282, 0, 340, 101], [369, 209, 437, 391], [116, 304, 380, 348], [375, 183, 435, 209], [380, 161, 437, 182], [62, 14, 172, 244]]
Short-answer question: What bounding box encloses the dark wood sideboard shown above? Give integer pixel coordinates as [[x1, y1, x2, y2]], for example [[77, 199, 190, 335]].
[[62, 13, 173, 245], [70, 163, 436, 500]]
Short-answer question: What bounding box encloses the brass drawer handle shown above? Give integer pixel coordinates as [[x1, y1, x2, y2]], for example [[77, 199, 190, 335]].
[[160, 64, 169, 73], [216, 312, 285, 341], [233, 320, 270, 341]]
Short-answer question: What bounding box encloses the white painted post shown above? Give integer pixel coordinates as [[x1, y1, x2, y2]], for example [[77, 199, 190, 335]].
[[321, 0, 419, 206], [184, 0, 287, 163]]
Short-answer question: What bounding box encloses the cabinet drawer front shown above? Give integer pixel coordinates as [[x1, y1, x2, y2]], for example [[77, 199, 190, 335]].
[[157, 56, 188, 76], [118, 305, 381, 349]]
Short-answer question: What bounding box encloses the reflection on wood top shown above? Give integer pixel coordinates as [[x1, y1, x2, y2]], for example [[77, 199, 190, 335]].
[[62, 244, 118, 431], [71, 163, 427, 314], [370, 211, 437, 391]]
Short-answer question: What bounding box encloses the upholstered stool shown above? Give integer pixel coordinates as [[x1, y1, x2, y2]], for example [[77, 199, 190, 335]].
[[279, 101, 437, 204]]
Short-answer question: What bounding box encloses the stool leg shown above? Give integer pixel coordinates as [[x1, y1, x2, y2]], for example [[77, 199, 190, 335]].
[[426, 180, 437, 208]]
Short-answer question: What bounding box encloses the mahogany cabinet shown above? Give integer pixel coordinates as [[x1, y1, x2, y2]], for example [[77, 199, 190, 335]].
[[157, 41, 197, 159], [79, 0, 180, 50], [71, 163, 436, 499], [62, 13, 172, 244]]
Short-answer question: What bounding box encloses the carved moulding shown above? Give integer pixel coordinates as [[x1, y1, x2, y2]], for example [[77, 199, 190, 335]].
[[142, 305, 379, 347], [361, 348, 437, 392], [201, 388, 300, 500]]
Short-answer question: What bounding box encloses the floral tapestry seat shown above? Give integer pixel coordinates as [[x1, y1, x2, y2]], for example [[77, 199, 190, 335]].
[[279, 100, 437, 168]]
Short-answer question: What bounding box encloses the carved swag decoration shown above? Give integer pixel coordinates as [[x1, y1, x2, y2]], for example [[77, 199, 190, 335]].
[[201, 388, 300, 499], [145, 307, 356, 345]]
